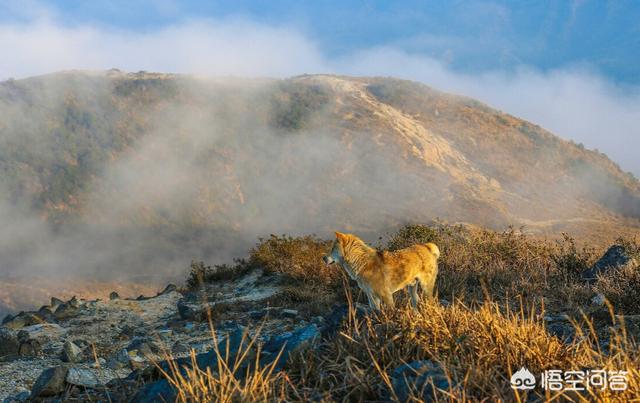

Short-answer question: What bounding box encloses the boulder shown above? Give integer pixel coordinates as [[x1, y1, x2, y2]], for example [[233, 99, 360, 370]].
[[3, 312, 44, 330], [583, 245, 637, 282], [391, 360, 451, 402], [30, 366, 69, 398], [0, 327, 19, 357]]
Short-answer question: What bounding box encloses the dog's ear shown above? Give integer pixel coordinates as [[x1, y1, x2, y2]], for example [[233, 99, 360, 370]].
[[335, 231, 345, 242]]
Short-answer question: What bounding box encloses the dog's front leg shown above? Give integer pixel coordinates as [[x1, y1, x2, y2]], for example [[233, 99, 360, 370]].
[[366, 292, 381, 311]]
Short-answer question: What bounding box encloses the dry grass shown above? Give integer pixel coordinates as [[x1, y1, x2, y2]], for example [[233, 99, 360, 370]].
[[164, 224, 640, 401]]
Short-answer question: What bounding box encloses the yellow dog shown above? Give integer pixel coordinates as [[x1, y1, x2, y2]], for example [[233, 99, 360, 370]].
[[323, 232, 439, 309]]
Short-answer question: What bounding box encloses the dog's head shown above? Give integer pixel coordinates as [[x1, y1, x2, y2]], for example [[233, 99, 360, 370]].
[[323, 231, 348, 266]]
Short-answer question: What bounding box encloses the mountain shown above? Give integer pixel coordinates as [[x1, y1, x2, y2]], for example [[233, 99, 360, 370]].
[[0, 70, 639, 312]]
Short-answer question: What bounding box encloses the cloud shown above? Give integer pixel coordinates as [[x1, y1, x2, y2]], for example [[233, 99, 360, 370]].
[[0, 10, 638, 178]]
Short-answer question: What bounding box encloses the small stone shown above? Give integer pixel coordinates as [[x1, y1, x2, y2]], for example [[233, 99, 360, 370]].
[[107, 348, 130, 369], [281, 309, 299, 318], [62, 340, 83, 363], [591, 293, 606, 306], [91, 357, 106, 368], [30, 366, 69, 398], [66, 367, 100, 388]]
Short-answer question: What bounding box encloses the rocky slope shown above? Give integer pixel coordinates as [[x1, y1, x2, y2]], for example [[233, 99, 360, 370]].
[[0, 268, 329, 401]]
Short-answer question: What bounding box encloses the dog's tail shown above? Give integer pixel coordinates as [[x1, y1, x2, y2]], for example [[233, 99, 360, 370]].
[[424, 242, 440, 259]]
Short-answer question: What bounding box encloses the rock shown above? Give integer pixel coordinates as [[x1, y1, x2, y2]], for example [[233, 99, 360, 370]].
[[2, 313, 13, 324], [171, 341, 190, 354], [54, 303, 79, 320], [0, 327, 19, 357], [322, 303, 371, 338], [262, 324, 320, 369], [132, 379, 176, 403], [66, 367, 100, 388], [583, 245, 637, 282], [3, 312, 44, 330], [19, 323, 66, 344], [36, 306, 56, 323], [126, 338, 161, 358], [50, 297, 64, 309], [591, 293, 606, 306], [30, 366, 69, 398], [17, 335, 42, 358], [281, 309, 299, 318], [391, 360, 450, 402], [107, 348, 131, 369], [109, 291, 120, 300], [91, 357, 106, 368], [2, 390, 29, 402], [62, 340, 83, 363], [158, 284, 177, 295], [68, 296, 80, 308], [177, 298, 205, 321]]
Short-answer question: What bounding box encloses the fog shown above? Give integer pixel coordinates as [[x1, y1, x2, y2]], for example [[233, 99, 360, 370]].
[[1, 8, 639, 314]]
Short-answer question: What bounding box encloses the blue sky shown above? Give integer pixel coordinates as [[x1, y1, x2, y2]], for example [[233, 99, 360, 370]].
[[1, 0, 639, 174], [3, 0, 639, 83]]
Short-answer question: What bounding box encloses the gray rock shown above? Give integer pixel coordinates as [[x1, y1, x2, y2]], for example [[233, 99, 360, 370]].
[[262, 324, 320, 369], [132, 379, 176, 403], [0, 327, 19, 357], [591, 293, 606, 306], [54, 303, 79, 320], [583, 245, 637, 282], [30, 366, 69, 398], [62, 340, 83, 363], [158, 284, 177, 295], [2, 390, 29, 402], [66, 367, 100, 388], [107, 348, 130, 369], [50, 297, 64, 309], [392, 360, 451, 402], [281, 309, 299, 318], [3, 312, 43, 330], [17, 338, 41, 358]]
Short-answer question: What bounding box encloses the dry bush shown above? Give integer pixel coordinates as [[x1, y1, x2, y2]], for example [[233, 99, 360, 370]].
[[595, 264, 640, 315], [249, 234, 336, 284], [159, 325, 293, 402], [286, 298, 640, 402]]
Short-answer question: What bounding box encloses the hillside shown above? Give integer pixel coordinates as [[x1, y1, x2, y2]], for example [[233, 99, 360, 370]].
[[0, 70, 639, 313]]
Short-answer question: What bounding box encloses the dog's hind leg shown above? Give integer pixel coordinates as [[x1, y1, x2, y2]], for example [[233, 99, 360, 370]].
[[381, 291, 395, 308], [417, 273, 436, 299], [408, 280, 420, 308]]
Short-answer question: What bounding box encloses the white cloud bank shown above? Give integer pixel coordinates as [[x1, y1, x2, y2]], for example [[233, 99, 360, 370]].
[[1, 15, 639, 176]]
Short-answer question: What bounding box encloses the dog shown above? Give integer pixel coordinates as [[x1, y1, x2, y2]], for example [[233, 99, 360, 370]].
[[323, 232, 439, 310]]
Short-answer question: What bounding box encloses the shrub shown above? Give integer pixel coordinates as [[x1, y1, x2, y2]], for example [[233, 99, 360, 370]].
[[249, 234, 337, 286]]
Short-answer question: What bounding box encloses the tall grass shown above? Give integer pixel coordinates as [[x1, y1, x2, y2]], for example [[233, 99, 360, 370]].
[[161, 224, 640, 401]]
